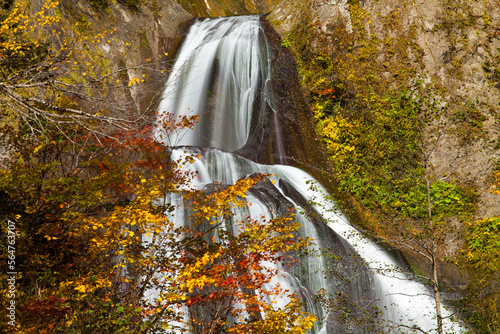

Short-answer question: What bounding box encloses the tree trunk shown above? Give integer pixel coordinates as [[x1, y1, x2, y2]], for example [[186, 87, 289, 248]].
[[432, 254, 443, 334], [425, 162, 443, 334]]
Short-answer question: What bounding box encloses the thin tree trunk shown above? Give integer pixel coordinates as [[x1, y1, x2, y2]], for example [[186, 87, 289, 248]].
[[432, 254, 443, 334], [425, 161, 443, 334], [425, 160, 432, 221]]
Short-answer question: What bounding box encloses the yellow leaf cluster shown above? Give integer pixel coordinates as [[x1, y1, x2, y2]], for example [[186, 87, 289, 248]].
[[492, 171, 500, 195], [314, 103, 361, 166], [228, 297, 316, 334], [0, 0, 60, 60]]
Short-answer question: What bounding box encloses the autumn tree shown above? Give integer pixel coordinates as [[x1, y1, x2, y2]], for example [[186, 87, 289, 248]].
[[0, 115, 317, 333], [368, 81, 478, 334], [0, 2, 316, 333], [0, 0, 166, 143]]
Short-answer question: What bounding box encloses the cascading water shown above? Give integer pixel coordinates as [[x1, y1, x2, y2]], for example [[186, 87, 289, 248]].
[[156, 16, 274, 152], [154, 15, 467, 333]]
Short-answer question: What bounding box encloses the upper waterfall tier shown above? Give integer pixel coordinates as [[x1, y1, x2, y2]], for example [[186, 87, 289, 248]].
[[155, 16, 273, 152]]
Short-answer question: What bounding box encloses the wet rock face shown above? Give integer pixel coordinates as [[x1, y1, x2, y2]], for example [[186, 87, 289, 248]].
[[198, 158, 377, 333], [277, 178, 377, 334]]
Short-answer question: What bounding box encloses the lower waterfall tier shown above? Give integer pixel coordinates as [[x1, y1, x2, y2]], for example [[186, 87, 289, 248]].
[[164, 147, 466, 333]]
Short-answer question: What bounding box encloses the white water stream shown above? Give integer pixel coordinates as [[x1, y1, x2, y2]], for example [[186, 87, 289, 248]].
[[155, 16, 272, 151], [153, 15, 467, 333]]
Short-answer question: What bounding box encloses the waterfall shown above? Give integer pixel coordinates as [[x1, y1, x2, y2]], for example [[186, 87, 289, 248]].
[[155, 16, 273, 152], [154, 15, 467, 333]]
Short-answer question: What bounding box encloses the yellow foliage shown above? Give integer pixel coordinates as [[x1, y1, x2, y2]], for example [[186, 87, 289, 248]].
[[314, 103, 361, 167], [128, 77, 140, 86], [0, 0, 60, 60], [178, 252, 221, 292], [228, 297, 316, 334], [492, 171, 500, 195]]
